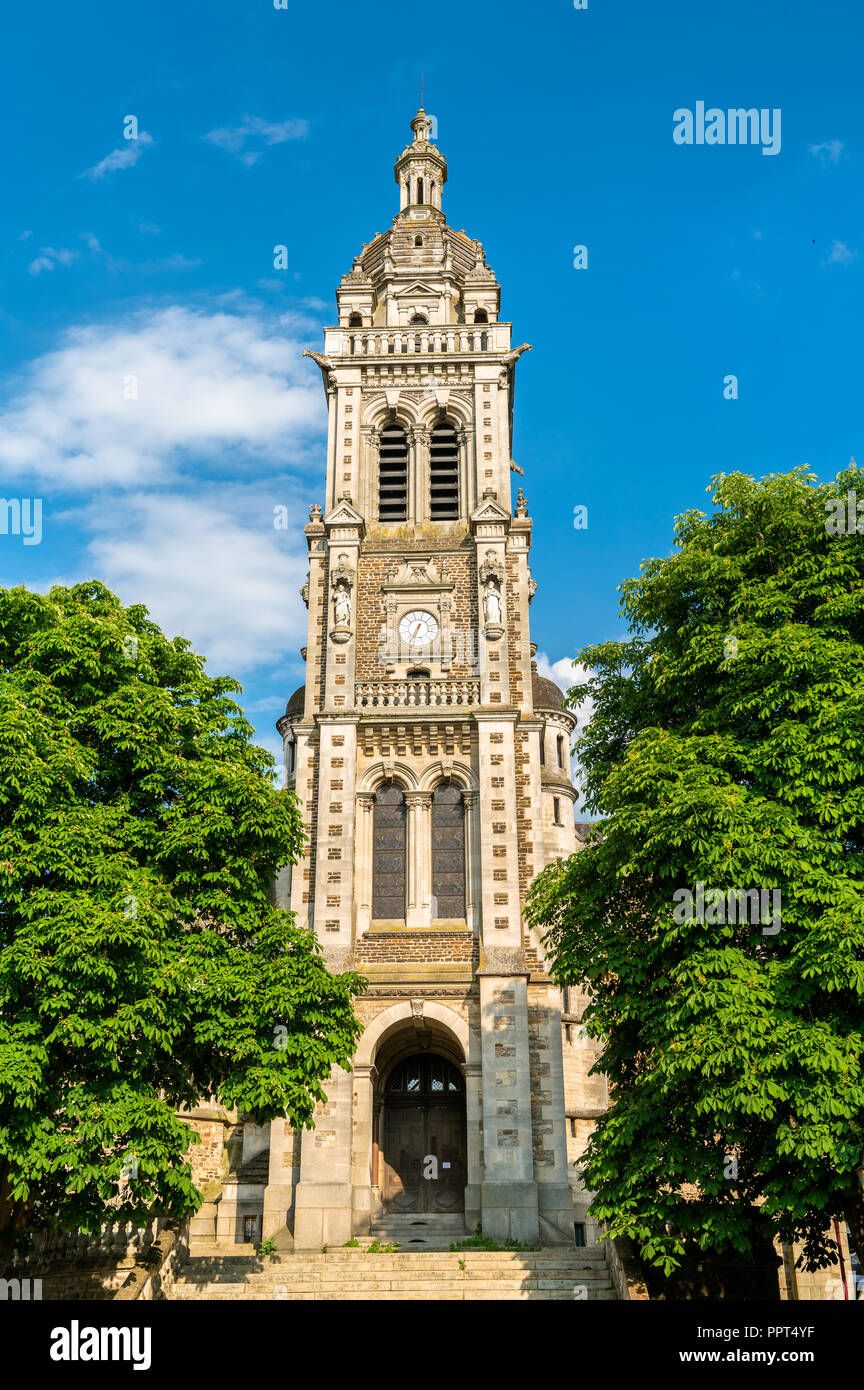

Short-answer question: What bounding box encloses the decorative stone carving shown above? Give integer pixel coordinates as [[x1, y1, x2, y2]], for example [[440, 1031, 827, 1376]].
[[483, 579, 502, 629], [330, 552, 354, 643]]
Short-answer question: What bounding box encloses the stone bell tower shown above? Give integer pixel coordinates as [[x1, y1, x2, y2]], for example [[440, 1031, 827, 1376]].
[[263, 110, 603, 1250]]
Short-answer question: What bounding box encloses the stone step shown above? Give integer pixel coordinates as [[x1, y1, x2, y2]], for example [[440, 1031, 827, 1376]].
[[169, 1244, 618, 1301], [180, 1261, 608, 1277], [175, 1273, 613, 1291], [171, 1285, 616, 1301], [183, 1250, 608, 1266]]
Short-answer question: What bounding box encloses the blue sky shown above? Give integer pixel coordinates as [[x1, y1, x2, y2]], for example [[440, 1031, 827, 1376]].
[[1, 0, 862, 765]]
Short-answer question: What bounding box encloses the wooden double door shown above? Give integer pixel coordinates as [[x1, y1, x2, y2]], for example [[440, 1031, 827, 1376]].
[[380, 1054, 467, 1215]]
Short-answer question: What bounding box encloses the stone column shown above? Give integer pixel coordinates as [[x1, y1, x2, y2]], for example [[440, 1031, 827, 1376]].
[[355, 791, 375, 935], [532, 983, 577, 1243], [262, 1118, 301, 1241], [292, 1061, 355, 1248], [463, 790, 480, 933], [405, 791, 431, 928], [464, 1060, 483, 1231], [478, 968, 539, 1244], [413, 426, 429, 525], [351, 1064, 378, 1235]]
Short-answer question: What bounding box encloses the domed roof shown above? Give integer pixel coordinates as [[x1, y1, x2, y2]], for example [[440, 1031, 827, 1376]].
[[531, 668, 565, 711], [284, 684, 306, 717]]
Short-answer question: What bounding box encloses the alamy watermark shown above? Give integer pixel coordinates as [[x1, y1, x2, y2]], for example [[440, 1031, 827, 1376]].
[[0, 497, 42, 545], [673, 103, 781, 157], [673, 882, 782, 935], [825, 490, 864, 535]]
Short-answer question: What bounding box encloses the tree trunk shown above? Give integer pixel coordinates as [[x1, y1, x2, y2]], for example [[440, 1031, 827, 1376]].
[[844, 1165, 864, 1270], [0, 1164, 32, 1276]]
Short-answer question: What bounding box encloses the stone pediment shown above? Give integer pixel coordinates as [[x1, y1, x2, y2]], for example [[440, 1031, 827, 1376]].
[[470, 496, 511, 525], [393, 280, 441, 299], [324, 499, 365, 542], [382, 556, 455, 594], [324, 500, 364, 528]]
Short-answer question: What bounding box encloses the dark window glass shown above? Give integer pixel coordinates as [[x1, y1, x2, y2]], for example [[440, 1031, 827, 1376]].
[[386, 1054, 463, 1094], [373, 784, 407, 919], [378, 424, 409, 521], [429, 421, 459, 520], [431, 783, 465, 919]]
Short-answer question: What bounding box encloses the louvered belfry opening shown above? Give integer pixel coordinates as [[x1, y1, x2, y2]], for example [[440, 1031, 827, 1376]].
[[429, 421, 459, 520], [378, 424, 409, 521], [431, 782, 466, 919], [372, 783, 407, 920]]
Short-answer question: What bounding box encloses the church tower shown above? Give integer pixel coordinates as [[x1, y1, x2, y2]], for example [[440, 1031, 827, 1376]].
[[264, 111, 603, 1249]]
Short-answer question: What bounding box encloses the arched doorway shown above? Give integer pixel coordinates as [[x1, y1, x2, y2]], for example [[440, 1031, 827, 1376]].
[[380, 1053, 466, 1215]]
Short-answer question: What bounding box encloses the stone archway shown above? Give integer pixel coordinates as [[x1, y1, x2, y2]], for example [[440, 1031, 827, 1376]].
[[378, 1051, 467, 1216], [352, 1001, 475, 1235]]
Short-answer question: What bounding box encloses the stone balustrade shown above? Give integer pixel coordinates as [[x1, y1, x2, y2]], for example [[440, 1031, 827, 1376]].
[[355, 679, 480, 709], [324, 324, 510, 358]]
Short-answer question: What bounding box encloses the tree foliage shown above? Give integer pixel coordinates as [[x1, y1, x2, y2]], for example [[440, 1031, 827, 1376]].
[[527, 466, 864, 1274], [0, 581, 364, 1263]]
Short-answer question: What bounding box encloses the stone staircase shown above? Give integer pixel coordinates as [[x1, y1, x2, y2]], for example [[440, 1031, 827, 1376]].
[[170, 1246, 616, 1301]]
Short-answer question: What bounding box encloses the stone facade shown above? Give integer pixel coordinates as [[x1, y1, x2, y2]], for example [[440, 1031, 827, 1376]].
[[255, 108, 602, 1250]]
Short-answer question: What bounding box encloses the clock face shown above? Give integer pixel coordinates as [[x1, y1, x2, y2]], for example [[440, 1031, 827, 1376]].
[[398, 609, 439, 650]]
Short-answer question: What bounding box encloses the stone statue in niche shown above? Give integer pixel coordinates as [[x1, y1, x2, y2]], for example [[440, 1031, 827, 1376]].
[[483, 579, 502, 627], [330, 552, 354, 641], [333, 583, 351, 629]]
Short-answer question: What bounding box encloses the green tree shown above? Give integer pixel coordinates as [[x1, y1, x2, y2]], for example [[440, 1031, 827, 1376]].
[[527, 466, 864, 1275], [0, 581, 364, 1267]]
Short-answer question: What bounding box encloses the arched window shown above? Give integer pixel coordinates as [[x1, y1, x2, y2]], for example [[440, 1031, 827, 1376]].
[[409, 313, 428, 325], [387, 1054, 463, 1093], [378, 423, 409, 521], [348, 312, 362, 328], [429, 420, 459, 520], [473, 309, 488, 324], [557, 734, 565, 768], [431, 783, 465, 920], [417, 178, 424, 204], [414, 236, 424, 248], [373, 784, 407, 920]]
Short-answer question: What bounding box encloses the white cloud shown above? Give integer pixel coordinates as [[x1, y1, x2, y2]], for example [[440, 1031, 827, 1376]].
[[809, 139, 844, 167], [28, 245, 80, 275], [535, 652, 592, 706], [0, 305, 325, 488], [205, 116, 309, 162], [824, 240, 856, 267], [83, 489, 310, 674], [137, 221, 160, 236], [82, 132, 154, 180]]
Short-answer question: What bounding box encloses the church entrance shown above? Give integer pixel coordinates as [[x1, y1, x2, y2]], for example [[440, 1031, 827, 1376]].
[[380, 1053, 466, 1215]]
